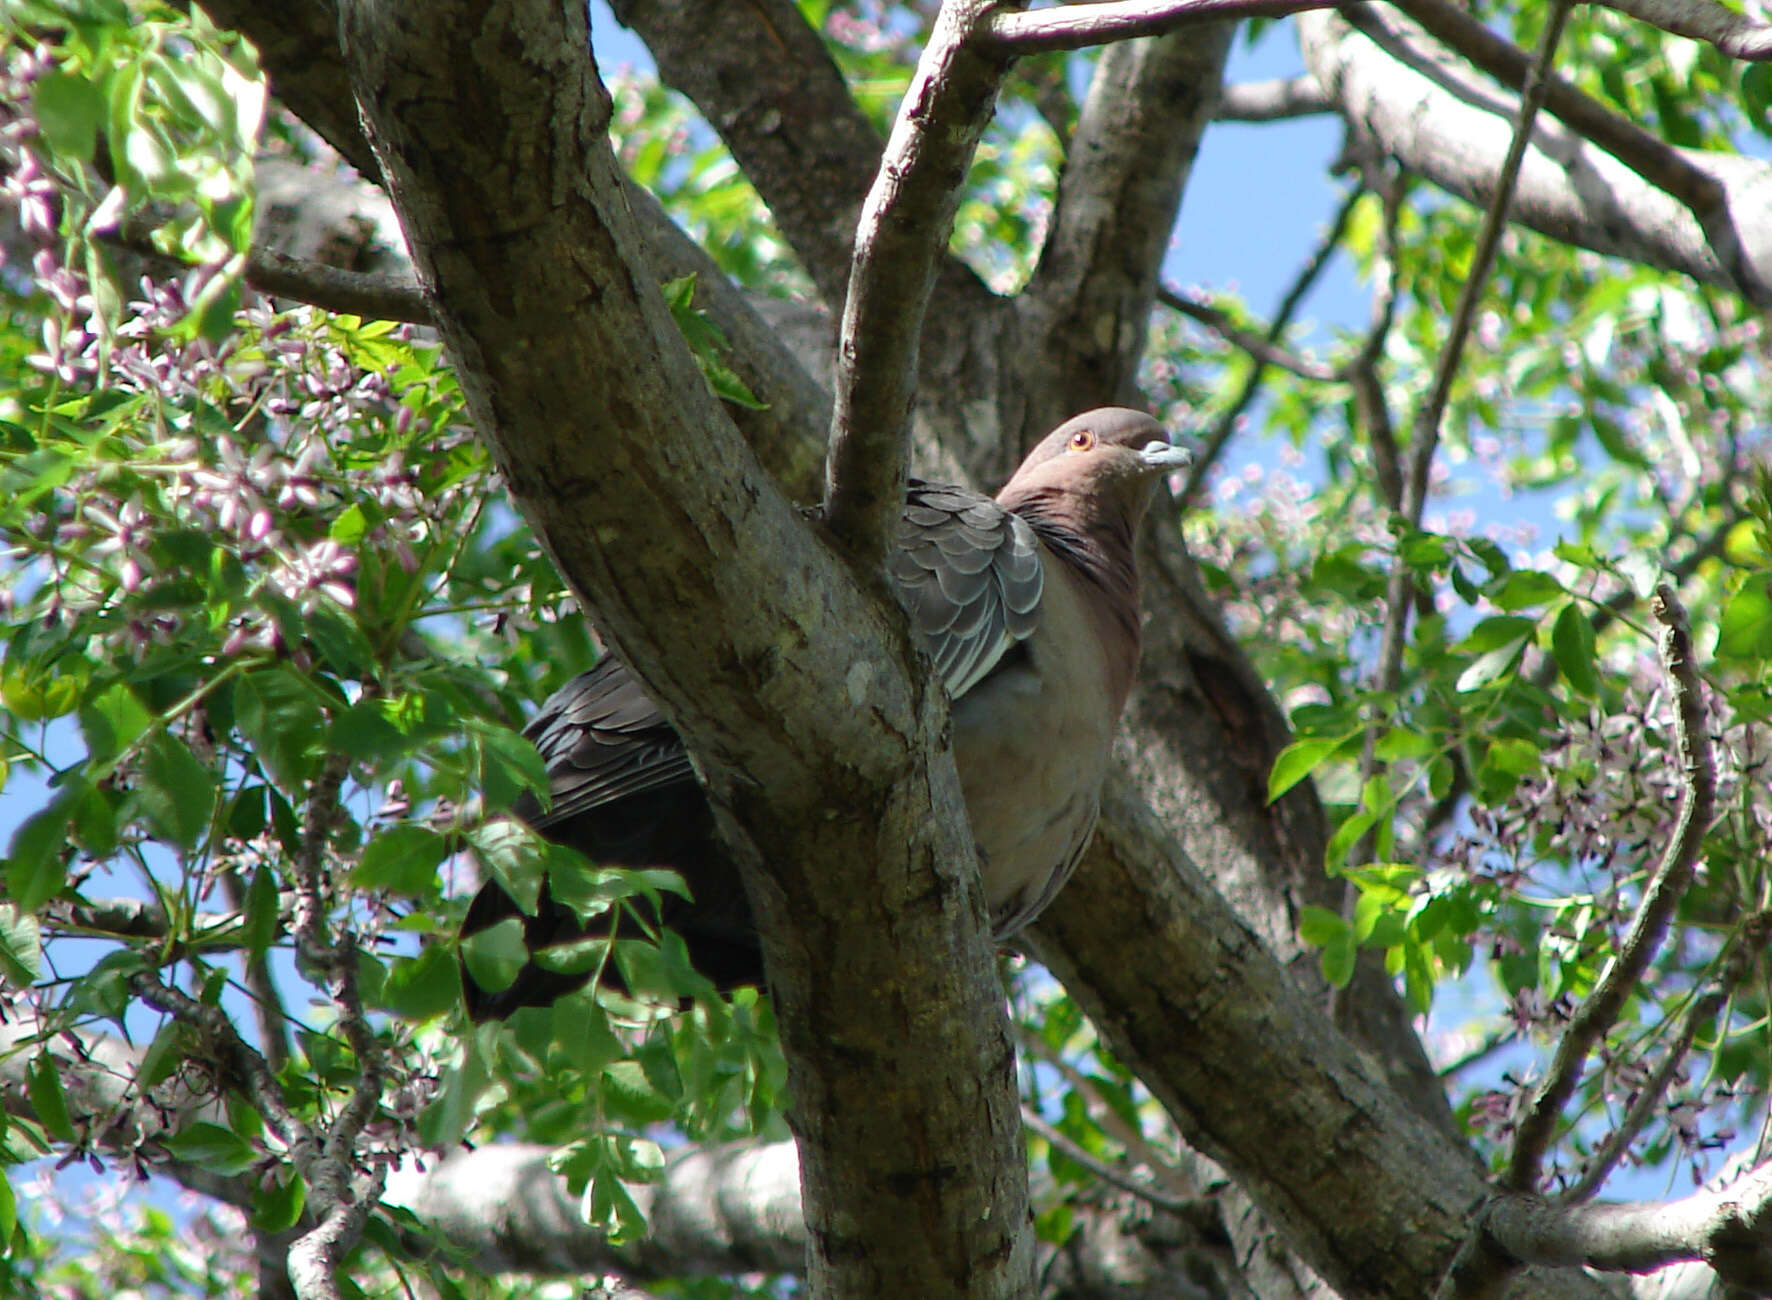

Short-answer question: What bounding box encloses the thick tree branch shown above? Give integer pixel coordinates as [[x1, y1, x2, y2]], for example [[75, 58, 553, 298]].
[[198, 0, 832, 494], [1301, 6, 1772, 305], [607, 0, 882, 309], [1440, 1164, 1772, 1300], [247, 246, 428, 321], [1377, 0, 1728, 220], [338, 5, 1032, 1298], [1508, 587, 1716, 1192], [1597, 0, 1772, 59], [1028, 775, 1615, 1300], [823, 0, 1013, 556]]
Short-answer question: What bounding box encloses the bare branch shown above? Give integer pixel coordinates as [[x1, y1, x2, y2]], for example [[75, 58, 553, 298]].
[[1568, 910, 1772, 1203], [1508, 586, 1717, 1193], [979, 0, 1332, 55], [247, 247, 429, 322], [1215, 75, 1332, 121], [1459, 1163, 1772, 1295], [823, 0, 1012, 556], [1404, 0, 1571, 529], [1022, 1106, 1202, 1217], [1363, 0, 1573, 883], [127, 969, 310, 1151], [1597, 0, 1772, 61], [1377, 0, 1731, 219], [1158, 287, 1337, 381]]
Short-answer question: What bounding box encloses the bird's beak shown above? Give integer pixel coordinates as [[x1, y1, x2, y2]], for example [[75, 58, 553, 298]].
[[1137, 439, 1194, 473]]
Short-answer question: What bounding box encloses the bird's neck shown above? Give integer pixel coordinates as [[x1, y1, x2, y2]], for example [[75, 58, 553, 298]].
[[1012, 491, 1144, 687]]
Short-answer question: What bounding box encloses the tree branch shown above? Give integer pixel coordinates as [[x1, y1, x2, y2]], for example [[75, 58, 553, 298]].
[[823, 0, 1012, 556], [339, 4, 1033, 1296], [1158, 287, 1337, 382], [978, 0, 1331, 55], [1302, 5, 1772, 305], [1567, 910, 1772, 1204], [1596, 0, 1772, 59], [1440, 1163, 1772, 1300], [1215, 75, 1332, 121], [607, 0, 881, 307], [1507, 586, 1715, 1194], [247, 246, 428, 322]]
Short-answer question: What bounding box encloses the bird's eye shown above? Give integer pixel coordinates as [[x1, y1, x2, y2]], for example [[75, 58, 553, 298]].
[[1068, 429, 1097, 451]]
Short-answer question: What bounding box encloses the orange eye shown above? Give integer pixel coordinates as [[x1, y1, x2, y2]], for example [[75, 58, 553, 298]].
[[1068, 429, 1096, 451]]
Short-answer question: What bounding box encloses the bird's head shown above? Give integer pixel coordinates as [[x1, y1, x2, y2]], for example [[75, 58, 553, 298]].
[[998, 408, 1193, 527]]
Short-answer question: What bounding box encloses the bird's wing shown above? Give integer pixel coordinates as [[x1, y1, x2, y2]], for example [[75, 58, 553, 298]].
[[517, 483, 1044, 828], [516, 656, 694, 830], [887, 481, 1045, 701]]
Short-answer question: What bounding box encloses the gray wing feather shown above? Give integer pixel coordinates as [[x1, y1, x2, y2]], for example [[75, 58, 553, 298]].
[[889, 481, 1044, 701], [522, 482, 1044, 828], [518, 658, 695, 829]]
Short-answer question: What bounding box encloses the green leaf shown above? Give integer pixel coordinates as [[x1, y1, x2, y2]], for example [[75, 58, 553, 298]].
[[1297, 904, 1347, 948], [468, 720, 548, 815], [0, 1168, 15, 1254], [242, 865, 280, 957], [138, 731, 217, 848], [354, 824, 448, 895], [466, 819, 547, 914], [79, 683, 153, 761], [1488, 570, 1565, 611], [34, 72, 107, 162], [0, 906, 42, 986], [1551, 602, 1600, 696], [27, 1055, 74, 1143], [253, 1170, 306, 1233], [379, 944, 458, 1021], [458, 916, 527, 996], [1718, 576, 1772, 661], [6, 799, 73, 914], [1268, 736, 1347, 802], [1319, 930, 1356, 989], [1456, 637, 1529, 692], [235, 668, 322, 789], [165, 1122, 258, 1175]]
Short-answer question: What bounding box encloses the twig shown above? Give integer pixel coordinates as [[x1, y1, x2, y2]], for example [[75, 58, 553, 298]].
[[221, 868, 292, 1075], [823, 0, 1010, 557], [1345, 160, 1405, 511], [1214, 75, 1332, 122], [1596, 0, 1772, 60], [1507, 586, 1716, 1193], [1018, 1030, 1197, 1203], [127, 970, 310, 1152], [1158, 288, 1337, 381], [980, 0, 1332, 55], [1566, 910, 1772, 1203], [1021, 1106, 1203, 1217], [1178, 180, 1364, 500]]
